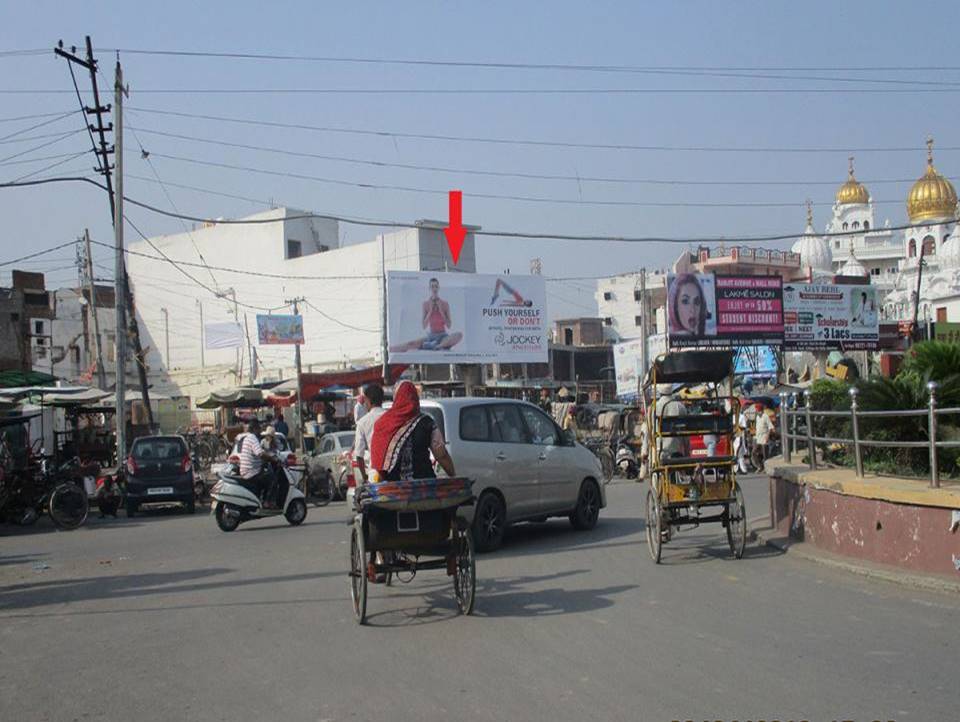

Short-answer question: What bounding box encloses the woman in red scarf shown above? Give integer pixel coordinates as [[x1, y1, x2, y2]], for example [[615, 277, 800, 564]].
[[370, 381, 455, 481]]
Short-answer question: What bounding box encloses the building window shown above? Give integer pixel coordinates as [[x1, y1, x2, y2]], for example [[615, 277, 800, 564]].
[[634, 315, 642, 326], [286, 239, 302, 259], [863, 221, 869, 230], [888, 267, 897, 274], [34, 320, 44, 335], [852, 221, 860, 229], [922, 235, 936, 256], [633, 289, 642, 301], [564, 328, 574, 345], [937, 307, 947, 322], [870, 267, 880, 276], [602, 317, 612, 326], [842, 222, 848, 231], [834, 240, 841, 249], [908, 238, 916, 257], [602, 291, 612, 301]]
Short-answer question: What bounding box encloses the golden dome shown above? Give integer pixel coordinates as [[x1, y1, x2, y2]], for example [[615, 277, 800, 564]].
[[835, 156, 869, 205], [907, 137, 958, 223]]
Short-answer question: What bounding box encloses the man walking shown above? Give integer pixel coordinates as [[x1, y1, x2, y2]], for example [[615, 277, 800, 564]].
[[353, 383, 386, 483], [751, 402, 774, 472]]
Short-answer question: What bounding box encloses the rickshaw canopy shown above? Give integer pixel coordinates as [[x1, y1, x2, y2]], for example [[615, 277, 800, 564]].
[[647, 350, 735, 386]]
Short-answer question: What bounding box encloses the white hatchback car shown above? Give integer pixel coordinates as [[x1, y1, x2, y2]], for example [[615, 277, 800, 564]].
[[415, 397, 606, 551]]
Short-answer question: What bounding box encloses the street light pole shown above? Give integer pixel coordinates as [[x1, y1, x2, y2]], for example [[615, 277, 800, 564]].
[[161, 307, 170, 369], [197, 299, 205, 368], [114, 58, 127, 463]]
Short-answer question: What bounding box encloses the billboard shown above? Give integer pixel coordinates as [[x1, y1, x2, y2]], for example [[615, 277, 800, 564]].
[[613, 333, 667, 398], [204, 322, 244, 350], [256, 314, 304, 345], [666, 273, 783, 348], [782, 283, 879, 350], [734, 345, 778, 375], [387, 271, 548, 364]]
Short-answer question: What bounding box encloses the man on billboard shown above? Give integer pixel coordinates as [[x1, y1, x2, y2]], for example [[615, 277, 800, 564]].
[[390, 277, 464, 352]]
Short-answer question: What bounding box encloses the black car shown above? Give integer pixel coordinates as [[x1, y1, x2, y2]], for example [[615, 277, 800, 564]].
[[125, 436, 196, 516]]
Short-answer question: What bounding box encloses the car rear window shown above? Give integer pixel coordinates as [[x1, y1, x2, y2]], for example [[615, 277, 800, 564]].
[[132, 438, 186, 460]]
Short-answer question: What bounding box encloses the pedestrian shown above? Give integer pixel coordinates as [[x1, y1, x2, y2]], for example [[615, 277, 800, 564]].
[[353, 382, 386, 483], [538, 388, 553, 416], [353, 389, 368, 425], [273, 410, 289, 437], [752, 401, 774, 472]]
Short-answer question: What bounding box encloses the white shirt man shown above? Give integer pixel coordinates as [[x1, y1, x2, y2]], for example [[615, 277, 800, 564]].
[[353, 406, 386, 481], [238, 431, 264, 480], [754, 410, 774, 446]]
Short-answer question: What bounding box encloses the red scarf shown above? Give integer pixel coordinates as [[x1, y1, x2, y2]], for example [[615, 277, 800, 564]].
[[370, 381, 421, 472]]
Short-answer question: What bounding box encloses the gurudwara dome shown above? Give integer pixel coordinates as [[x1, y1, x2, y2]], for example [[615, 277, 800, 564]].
[[835, 156, 870, 205], [907, 138, 958, 223], [791, 201, 832, 271]]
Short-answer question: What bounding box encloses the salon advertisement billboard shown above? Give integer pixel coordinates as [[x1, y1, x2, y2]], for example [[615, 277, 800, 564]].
[[782, 283, 879, 350], [386, 271, 548, 364], [666, 273, 784, 348]]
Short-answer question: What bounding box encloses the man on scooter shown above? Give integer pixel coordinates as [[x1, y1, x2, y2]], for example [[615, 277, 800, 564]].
[[238, 418, 278, 507]]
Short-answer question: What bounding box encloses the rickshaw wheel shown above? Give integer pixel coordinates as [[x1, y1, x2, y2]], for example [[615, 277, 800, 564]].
[[726, 483, 747, 559], [453, 523, 476, 615], [645, 488, 662, 564], [350, 524, 368, 624]]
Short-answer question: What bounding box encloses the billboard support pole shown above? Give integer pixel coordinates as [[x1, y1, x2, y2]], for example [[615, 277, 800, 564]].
[[380, 234, 389, 386], [639, 268, 648, 398]]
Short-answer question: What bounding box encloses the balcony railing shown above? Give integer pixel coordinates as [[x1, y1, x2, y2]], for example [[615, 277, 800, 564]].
[[779, 384, 959, 488]]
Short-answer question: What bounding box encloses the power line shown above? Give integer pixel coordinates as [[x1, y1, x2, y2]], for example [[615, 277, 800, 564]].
[[128, 123, 958, 188], [0, 240, 78, 267], [0, 128, 85, 164], [130, 106, 960, 155], [0, 110, 75, 124], [302, 299, 378, 333], [11, 86, 960, 95], [0, 111, 73, 142], [0, 129, 88, 146], [147, 150, 913, 209], [2, 175, 953, 245], [7, 151, 90, 184], [0, 150, 91, 167]]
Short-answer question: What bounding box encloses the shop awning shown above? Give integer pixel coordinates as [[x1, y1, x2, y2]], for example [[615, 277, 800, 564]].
[[195, 387, 265, 409], [299, 365, 407, 402], [0, 370, 56, 389]]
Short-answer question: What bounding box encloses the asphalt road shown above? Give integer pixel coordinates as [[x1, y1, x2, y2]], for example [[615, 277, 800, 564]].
[[1, 475, 957, 722]]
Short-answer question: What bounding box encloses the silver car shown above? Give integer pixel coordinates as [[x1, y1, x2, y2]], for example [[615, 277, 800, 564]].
[[308, 431, 357, 500], [418, 398, 606, 552]]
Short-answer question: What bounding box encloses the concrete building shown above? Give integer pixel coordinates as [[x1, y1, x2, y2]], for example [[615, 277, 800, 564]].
[[0, 271, 54, 374], [125, 207, 477, 398], [47, 284, 122, 387], [595, 270, 667, 343]]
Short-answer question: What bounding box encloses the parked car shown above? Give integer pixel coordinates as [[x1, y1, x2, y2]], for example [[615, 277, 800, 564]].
[[307, 431, 356, 500], [125, 435, 196, 516], [376, 398, 606, 552]]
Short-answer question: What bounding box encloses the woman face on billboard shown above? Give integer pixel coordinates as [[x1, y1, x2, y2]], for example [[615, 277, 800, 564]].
[[669, 274, 706, 335]]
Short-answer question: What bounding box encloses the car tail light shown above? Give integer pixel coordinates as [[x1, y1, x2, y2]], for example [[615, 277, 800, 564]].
[[181, 455, 192, 473], [126, 455, 138, 476]]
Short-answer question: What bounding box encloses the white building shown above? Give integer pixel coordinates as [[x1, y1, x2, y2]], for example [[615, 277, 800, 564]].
[[46, 284, 123, 388], [125, 207, 477, 397], [595, 270, 667, 343]]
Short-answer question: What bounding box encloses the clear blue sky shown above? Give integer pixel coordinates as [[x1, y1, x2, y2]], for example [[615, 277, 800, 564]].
[[3, 1, 960, 319]]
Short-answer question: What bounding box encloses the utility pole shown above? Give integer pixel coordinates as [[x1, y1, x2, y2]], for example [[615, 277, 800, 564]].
[[285, 297, 306, 450], [84, 229, 106, 389], [379, 234, 390, 385], [161, 307, 170, 368], [243, 313, 254, 385], [113, 58, 127, 460], [639, 268, 649, 391], [197, 299, 205, 368]]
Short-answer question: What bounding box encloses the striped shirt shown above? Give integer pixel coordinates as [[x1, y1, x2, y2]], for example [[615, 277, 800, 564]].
[[237, 432, 264, 479]]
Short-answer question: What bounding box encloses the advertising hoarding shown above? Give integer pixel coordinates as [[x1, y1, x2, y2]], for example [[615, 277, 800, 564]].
[[782, 283, 879, 350], [387, 271, 548, 364], [666, 273, 783, 348], [256, 315, 304, 345], [613, 334, 667, 398]]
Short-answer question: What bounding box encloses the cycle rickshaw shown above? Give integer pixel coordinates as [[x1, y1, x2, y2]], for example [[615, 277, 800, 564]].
[[349, 477, 477, 624], [643, 350, 747, 563]]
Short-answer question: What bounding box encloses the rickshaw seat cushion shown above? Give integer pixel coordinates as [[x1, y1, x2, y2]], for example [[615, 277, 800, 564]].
[[359, 477, 474, 512], [659, 414, 732, 436], [660, 455, 735, 467]]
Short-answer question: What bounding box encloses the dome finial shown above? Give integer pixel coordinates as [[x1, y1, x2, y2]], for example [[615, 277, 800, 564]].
[[926, 136, 934, 167], [848, 155, 855, 179], [805, 198, 813, 228]]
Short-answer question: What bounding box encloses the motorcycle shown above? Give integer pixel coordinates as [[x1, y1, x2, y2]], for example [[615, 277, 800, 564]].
[[615, 443, 639, 479], [210, 458, 307, 532]]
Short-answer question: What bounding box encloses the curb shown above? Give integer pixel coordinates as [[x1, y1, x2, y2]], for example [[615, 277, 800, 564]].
[[751, 524, 960, 595]]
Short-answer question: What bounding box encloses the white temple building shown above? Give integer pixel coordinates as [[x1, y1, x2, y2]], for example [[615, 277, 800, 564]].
[[798, 139, 960, 324]]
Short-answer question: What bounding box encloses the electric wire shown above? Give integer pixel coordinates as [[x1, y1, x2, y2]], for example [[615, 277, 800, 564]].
[[7, 151, 90, 184], [0, 129, 89, 146], [129, 106, 960, 155], [0, 110, 73, 142], [128, 124, 958, 188], [0, 128, 85, 164], [302, 299, 378, 334]]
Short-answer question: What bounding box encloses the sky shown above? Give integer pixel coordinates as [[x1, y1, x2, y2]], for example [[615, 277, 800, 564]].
[[3, 0, 960, 322]]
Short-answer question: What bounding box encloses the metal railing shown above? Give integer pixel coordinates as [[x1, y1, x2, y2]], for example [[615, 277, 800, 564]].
[[778, 382, 960, 488]]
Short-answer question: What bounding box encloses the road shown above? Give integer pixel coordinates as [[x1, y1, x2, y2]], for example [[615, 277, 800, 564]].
[[1, 475, 956, 722]]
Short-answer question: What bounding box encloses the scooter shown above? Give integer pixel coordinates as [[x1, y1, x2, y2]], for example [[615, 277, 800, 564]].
[[615, 443, 639, 479], [210, 460, 307, 532]]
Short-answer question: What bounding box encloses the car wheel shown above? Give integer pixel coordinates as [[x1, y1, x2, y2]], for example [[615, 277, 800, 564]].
[[126, 501, 137, 518], [336, 468, 350, 501], [471, 492, 506, 552], [569, 479, 601, 530]]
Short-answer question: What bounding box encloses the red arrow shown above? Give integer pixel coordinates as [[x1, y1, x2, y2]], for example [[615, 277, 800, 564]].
[[444, 189, 466, 265]]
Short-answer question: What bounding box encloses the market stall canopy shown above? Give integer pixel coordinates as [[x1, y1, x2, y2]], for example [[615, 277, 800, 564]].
[[0, 386, 110, 406], [299, 365, 407, 401], [0, 370, 56, 389], [96, 390, 171, 405], [195, 387, 265, 409]]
